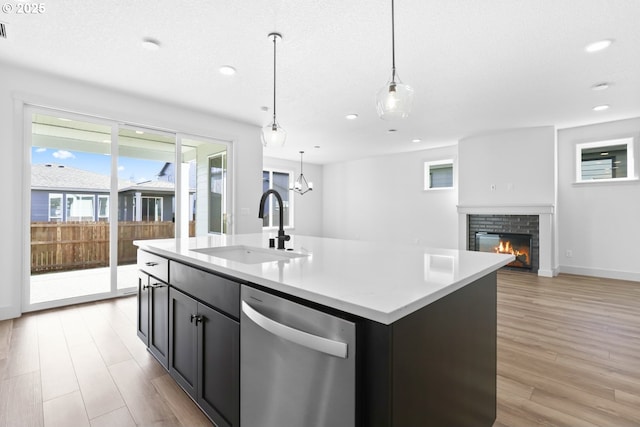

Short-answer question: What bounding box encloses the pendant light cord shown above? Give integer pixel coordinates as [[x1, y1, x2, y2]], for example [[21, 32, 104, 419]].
[[391, 0, 396, 83], [272, 34, 277, 123]]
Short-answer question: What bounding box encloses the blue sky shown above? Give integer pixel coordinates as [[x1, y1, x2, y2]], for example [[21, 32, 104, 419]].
[[32, 147, 166, 183]]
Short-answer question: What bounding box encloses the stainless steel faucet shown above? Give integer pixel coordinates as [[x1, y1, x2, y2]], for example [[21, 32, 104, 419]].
[[258, 189, 290, 250]]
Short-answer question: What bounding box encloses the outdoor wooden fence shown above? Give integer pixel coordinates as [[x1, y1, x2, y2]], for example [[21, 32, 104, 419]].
[[31, 221, 195, 274]]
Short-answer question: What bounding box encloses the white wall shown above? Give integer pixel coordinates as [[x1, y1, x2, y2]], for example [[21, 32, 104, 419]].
[[263, 157, 324, 237], [457, 126, 557, 276], [557, 118, 640, 281], [458, 126, 556, 206], [0, 61, 263, 320], [322, 145, 459, 248]]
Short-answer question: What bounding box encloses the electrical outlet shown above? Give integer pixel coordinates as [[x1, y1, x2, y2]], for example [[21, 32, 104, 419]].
[[565, 250, 573, 258]]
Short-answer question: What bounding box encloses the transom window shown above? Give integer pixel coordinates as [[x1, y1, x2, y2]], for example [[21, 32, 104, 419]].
[[576, 138, 635, 182], [424, 159, 454, 190]]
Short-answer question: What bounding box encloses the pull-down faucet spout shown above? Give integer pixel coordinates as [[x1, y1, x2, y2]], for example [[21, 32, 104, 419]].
[[258, 189, 290, 250]]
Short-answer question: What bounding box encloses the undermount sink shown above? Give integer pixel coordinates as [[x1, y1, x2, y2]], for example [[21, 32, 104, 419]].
[[191, 245, 308, 264]]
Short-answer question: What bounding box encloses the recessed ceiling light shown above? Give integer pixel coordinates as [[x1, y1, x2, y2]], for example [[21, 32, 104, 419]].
[[345, 114, 358, 120], [591, 82, 610, 91], [600, 152, 609, 156], [387, 129, 397, 133], [135, 130, 144, 135], [314, 145, 321, 149], [219, 65, 237, 76], [584, 39, 613, 53], [260, 106, 269, 112], [58, 117, 72, 122], [141, 38, 161, 51], [593, 104, 610, 112], [412, 138, 421, 143]]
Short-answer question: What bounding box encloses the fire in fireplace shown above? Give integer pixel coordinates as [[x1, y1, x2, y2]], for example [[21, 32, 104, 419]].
[[475, 232, 533, 269]]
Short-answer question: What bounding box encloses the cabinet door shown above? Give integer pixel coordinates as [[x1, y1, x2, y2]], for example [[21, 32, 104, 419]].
[[197, 303, 240, 427], [169, 288, 198, 398], [149, 279, 169, 368], [136, 272, 149, 345]]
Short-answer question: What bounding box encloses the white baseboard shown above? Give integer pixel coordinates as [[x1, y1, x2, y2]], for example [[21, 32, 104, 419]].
[[559, 265, 640, 282], [0, 305, 21, 321], [537, 268, 557, 278]]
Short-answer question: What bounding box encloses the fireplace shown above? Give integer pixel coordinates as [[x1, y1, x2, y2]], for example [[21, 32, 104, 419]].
[[475, 232, 533, 270]]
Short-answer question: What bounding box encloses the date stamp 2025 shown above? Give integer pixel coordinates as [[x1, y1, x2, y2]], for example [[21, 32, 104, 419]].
[[2, 2, 46, 14]]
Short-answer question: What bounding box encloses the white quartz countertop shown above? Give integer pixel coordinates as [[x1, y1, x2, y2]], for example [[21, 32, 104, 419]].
[[134, 233, 514, 325]]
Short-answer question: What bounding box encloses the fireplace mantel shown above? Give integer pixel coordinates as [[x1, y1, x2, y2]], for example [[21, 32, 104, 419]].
[[457, 204, 554, 215]]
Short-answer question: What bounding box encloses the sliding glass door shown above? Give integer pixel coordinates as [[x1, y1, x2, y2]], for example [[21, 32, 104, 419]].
[[29, 112, 113, 305], [116, 126, 176, 291], [25, 107, 231, 311]]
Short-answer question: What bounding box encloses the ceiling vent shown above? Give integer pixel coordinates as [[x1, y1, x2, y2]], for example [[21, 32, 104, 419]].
[[0, 22, 6, 39]]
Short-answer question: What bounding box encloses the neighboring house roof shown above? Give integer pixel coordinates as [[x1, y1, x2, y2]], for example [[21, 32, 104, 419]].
[[31, 163, 193, 193], [31, 164, 113, 192], [119, 180, 176, 194]]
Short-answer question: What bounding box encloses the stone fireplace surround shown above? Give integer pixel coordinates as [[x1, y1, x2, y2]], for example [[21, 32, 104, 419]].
[[457, 205, 555, 277], [469, 215, 539, 273]]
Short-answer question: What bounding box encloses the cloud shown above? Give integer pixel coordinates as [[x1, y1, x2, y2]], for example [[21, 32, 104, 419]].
[[52, 150, 75, 160], [118, 166, 125, 171], [35, 147, 46, 153]]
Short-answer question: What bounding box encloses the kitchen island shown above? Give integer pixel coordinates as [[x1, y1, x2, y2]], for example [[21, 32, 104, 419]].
[[135, 233, 513, 427]]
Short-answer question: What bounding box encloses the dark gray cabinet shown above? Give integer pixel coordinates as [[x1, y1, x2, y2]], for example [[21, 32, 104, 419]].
[[148, 276, 169, 368], [169, 283, 239, 427], [136, 271, 150, 344], [137, 269, 169, 369]]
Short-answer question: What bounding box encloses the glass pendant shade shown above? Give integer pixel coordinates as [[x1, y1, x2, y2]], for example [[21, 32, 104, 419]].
[[261, 121, 286, 147], [263, 32, 286, 148], [376, 76, 414, 119], [376, 0, 414, 120]]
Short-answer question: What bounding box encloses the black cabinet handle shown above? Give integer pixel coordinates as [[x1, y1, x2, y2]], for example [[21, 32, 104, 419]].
[[190, 314, 204, 325], [149, 282, 165, 288], [145, 262, 158, 267], [142, 284, 149, 290]]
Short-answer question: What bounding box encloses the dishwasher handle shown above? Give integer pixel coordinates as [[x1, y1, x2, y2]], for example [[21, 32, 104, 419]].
[[241, 301, 348, 359]]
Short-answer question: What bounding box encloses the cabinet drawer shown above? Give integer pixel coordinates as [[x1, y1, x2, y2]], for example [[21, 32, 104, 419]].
[[138, 250, 169, 283], [170, 261, 240, 320]]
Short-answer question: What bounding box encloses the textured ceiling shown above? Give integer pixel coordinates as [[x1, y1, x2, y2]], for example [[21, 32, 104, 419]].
[[2, 0, 640, 164]]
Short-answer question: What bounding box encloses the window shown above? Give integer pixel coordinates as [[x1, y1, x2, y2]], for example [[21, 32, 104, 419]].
[[48, 193, 63, 222], [576, 138, 635, 182], [424, 160, 454, 190], [97, 195, 109, 221], [140, 196, 163, 222], [262, 169, 293, 229], [66, 194, 95, 221]]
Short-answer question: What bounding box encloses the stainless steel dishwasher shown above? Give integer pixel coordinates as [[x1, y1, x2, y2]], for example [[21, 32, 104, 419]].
[[240, 285, 356, 427]]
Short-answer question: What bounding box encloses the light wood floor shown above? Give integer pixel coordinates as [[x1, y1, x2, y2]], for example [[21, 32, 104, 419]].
[[495, 270, 640, 427], [0, 296, 213, 427], [1, 271, 639, 426]]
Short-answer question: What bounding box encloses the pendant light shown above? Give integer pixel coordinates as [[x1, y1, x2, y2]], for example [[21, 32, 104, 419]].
[[262, 32, 287, 147], [376, 0, 414, 120], [290, 151, 313, 195]]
